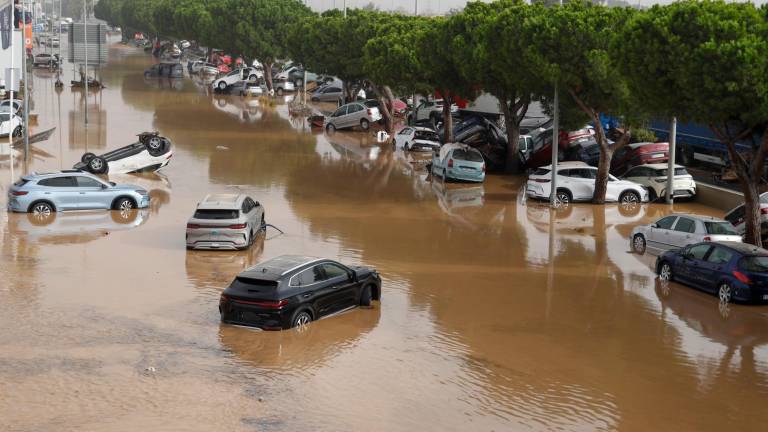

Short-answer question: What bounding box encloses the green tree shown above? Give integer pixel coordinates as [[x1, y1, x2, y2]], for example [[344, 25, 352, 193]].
[[617, 0, 768, 246], [526, 1, 638, 203]]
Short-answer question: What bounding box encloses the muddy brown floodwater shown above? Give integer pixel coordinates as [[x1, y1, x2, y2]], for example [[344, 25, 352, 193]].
[[1, 41, 768, 432]]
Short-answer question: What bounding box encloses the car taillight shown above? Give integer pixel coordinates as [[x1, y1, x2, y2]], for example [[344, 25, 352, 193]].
[[733, 270, 752, 285], [187, 223, 201, 229], [448, 159, 454, 168], [10, 190, 28, 196], [534, 179, 550, 183], [228, 223, 247, 229], [761, 208, 768, 215], [232, 298, 289, 309], [703, 236, 711, 241], [367, 109, 372, 116], [482, 164, 486, 173]]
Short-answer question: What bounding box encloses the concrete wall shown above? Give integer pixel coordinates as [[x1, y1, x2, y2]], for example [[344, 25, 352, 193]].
[[695, 183, 744, 212]]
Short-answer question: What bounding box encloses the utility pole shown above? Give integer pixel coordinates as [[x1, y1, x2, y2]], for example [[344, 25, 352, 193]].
[[666, 117, 677, 204], [21, 0, 29, 160], [549, 0, 563, 208], [8, 1, 16, 182], [83, 0, 88, 125], [343, 0, 346, 18]]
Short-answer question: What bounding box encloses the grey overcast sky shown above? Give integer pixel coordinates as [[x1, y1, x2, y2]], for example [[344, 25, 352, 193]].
[[304, 0, 765, 16]]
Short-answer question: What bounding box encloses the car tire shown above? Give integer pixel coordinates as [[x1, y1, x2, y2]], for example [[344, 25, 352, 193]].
[[88, 156, 108, 174], [620, 190, 641, 204], [295, 79, 302, 88], [81, 152, 96, 164], [360, 285, 373, 307], [326, 123, 336, 134], [555, 189, 572, 206], [291, 310, 312, 329], [658, 261, 673, 282], [276, 87, 283, 96], [146, 136, 165, 156], [217, 81, 227, 91], [404, 142, 410, 152], [113, 197, 136, 212], [249, 74, 258, 81], [718, 282, 733, 303], [360, 119, 370, 131], [632, 234, 646, 254], [12, 126, 22, 137], [29, 201, 54, 216]]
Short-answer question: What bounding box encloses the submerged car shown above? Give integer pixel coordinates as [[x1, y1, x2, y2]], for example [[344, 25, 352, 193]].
[[394, 126, 441, 152], [656, 241, 768, 303], [73, 132, 173, 174], [219, 255, 382, 330], [630, 214, 742, 254], [622, 163, 696, 201], [231, 80, 265, 97], [526, 161, 649, 205], [325, 101, 382, 132], [0, 112, 23, 138], [213, 67, 263, 91], [186, 194, 265, 250], [7, 171, 149, 215], [32, 53, 60, 68], [724, 192, 768, 239], [273, 78, 295, 96], [431, 143, 486, 183]]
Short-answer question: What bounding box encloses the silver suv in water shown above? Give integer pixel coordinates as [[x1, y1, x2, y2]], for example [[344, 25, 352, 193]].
[[186, 194, 265, 250]]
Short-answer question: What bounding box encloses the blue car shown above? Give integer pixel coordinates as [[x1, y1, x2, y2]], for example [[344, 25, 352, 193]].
[[656, 241, 768, 304], [7, 171, 150, 215], [431, 143, 486, 183]]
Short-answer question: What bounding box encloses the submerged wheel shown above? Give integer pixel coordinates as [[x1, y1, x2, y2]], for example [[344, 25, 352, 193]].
[[276, 87, 284, 96], [12, 126, 22, 137], [632, 234, 646, 254], [217, 81, 227, 91], [360, 285, 373, 307], [556, 190, 572, 206], [88, 156, 108, 174], [620, 191, 641, 204], [81, 152, 96, 164], [326, 123, 336, 134], [114, 197, 135, 212], [718, 282, 733, 303], [360, 119, 370, 131], [292, 311, 312, 329], [659, 262, 672, 282], [30, 201, 53, 216], [403, 142, 410, 152]]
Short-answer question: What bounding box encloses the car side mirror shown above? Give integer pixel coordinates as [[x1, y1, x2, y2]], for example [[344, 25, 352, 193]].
[[348, 271, 356, 282], [651, 223, 658, 228]]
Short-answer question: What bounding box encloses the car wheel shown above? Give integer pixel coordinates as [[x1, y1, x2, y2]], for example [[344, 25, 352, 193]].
[[114, 197, 135, 212], [632, 234, 646, 254], [12, 126, 22, 137], [718, 282, 733, 303], [249, 74, 257, 81], [295, 79, 302, 88], [88, 156, 108, 174], [404, 142, 410, 152], [620, 191, 641, 204], [360, 119, 370, 131], [555, 189, 571, 206], [217, 81, 227, 91], [659, 262, 673, 282], [81, 152, 96, 164], [326, 123, 336, 134], [30, 201, 54, 216], [146, 136, 165, 156], [360, 285, 373, 307], [291, 310, 312, 329], [276, 87, 283, 96]]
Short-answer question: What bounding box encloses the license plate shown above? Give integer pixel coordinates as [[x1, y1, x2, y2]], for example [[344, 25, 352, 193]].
[[652, 153, 664, 158]]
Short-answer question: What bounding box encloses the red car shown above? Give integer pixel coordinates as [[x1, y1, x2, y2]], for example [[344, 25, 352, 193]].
[[217, 63, 231, 74], [611, 142, 669, 175]]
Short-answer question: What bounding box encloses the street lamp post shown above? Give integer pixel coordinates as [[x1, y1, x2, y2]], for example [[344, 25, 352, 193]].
[[21, 0, 29, 159], [83, 0, 88, 125]]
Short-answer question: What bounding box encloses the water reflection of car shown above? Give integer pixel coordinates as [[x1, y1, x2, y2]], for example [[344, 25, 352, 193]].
[[630, 214, 742, 255], [8, 171, 149, 215], [12, 208, 149, 244], [73, 132, 173, 174], [219, 255, 382, 330], [656, 241, 768, 304], [212, 96, 264, 123], [186, 194, 265, 250], [185, 233, 265, 289], [432, 181, 485, 211], [144, 63, 184, 79], [431, 143, 486, 183]]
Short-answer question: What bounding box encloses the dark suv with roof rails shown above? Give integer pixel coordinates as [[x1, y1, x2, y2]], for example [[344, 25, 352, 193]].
[[219, 255, 382, 330]]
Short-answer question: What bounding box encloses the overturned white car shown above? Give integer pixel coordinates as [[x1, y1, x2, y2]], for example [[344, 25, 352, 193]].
[[73, 132, 173, 174]]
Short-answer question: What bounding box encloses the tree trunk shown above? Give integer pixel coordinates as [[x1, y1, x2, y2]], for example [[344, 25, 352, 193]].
[[499, 96, 529, 174], [442, 93, 453, 143], [743, 182, 763, 247], [264, 62, 274, 92], [592, 112, 612, 204], [376, 84, 396, 134]]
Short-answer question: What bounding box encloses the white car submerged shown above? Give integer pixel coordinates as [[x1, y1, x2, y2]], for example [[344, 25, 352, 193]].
[[213, 67, 264, 91], [526, 161, 649, 205], [622, 163, 696, 201], [394, 126, 441, 152], [73, 132, 173, 174]]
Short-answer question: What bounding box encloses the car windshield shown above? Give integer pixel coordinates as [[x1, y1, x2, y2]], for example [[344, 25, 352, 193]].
[[452, 149, 483, 162], [655, 167, 689, 177], [740, 256, 768, 272], [704, 222, 738, 235], [193, 209, 239, 219], [415, 130, 439, 141]]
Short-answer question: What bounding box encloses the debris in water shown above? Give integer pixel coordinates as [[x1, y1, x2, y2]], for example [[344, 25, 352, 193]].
[[216, 145, 229, 150]]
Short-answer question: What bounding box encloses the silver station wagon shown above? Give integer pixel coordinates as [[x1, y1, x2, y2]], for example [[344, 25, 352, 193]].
[[186, 194, 265, 250], [630, 213, 742, 254]]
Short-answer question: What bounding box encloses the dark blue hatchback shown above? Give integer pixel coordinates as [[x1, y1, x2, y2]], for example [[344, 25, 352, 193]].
[[656, 241, 768, 304]]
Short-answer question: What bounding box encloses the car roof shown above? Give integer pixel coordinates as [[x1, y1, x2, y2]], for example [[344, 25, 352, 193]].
[[661, 213, 727, 223], [628, 141, 668, 149], [709, 241, 768, 256], [641, 163, 684, 170], [240, 255, 324, 280], [439, 142, 479, 160], [537, 161, 590, 170], [197, 193, 246, 210], [23, 170, 94, 180]]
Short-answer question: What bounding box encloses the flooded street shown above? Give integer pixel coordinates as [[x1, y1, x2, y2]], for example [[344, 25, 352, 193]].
[[2, 42, 768, 431]]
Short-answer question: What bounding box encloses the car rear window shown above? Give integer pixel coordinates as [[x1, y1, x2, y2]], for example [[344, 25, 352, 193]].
[[532, 168, 550, 176], [739, 256, 768, 272], [704, 222, 738, 235], [13, 179, 27, 187], [655, 167, 689, 177], [452, 149, 484, 162], [194, 209, 239, 219]]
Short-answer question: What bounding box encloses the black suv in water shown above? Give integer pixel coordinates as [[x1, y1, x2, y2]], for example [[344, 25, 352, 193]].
[[219, 255, 381, 330]]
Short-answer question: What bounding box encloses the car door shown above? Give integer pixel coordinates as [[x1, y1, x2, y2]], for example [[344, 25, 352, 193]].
[[567, 169, 593, 200], [605, 174, 626, 201], [330, 105, 348, 127], [670, 216, 696, 248], [290, 265, 334, 317], [700, 246, 735, 293], [346, 103, 364, 127], [37, 176, 81, 210], [320, 262, 358, 312], [396, 127, 413, 148], [676, 244, 713, 288], [75, 176, 110, 209], [649, 216, 678, 250]]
